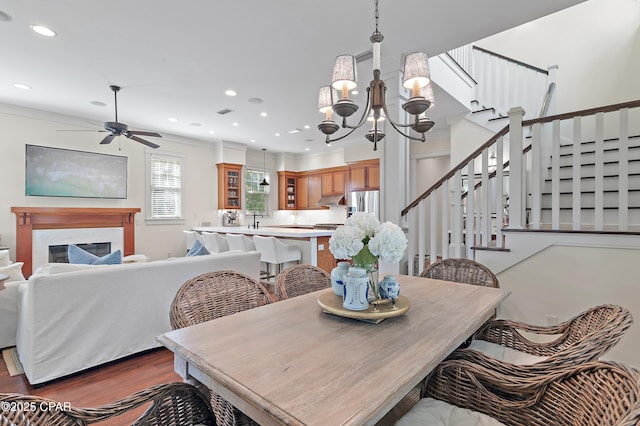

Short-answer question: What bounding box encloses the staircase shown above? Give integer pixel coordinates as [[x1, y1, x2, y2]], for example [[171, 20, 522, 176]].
[[539, 134, 640, 228], [402, 99, 640, 276]]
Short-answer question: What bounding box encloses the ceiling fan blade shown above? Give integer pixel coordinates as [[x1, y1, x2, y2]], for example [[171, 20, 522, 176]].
[[100, 134, 116, 145], [57, 129, 108, 132], [127, 134, 160, 149], [127, 130, 162, 138]]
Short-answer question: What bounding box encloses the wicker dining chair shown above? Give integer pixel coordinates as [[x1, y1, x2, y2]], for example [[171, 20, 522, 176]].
[[274, 264, 331, 301], [170, 270, 274, 426], [0, 382, 216, 425], [419, 257, 499, 287], [448, 304, 634, 386], [397, 359, 640, 426]]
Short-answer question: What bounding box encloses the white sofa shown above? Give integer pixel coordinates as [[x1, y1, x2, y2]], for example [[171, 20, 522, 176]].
[[15, 251, 261, 384]]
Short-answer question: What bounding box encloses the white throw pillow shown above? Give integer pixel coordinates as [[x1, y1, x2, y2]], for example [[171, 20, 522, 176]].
[[468, 339, 548, 365], [0, 250, 11, 266], [396, 398, 506, 426], [0, 262, 26, 282], [122, 254, 151, 263]]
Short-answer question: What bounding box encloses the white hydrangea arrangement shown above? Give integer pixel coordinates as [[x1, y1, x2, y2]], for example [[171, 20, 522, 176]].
[[329, 212, 407, 267]]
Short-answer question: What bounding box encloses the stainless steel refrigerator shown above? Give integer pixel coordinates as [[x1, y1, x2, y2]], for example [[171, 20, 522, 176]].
[[348, 190, 380, 219]]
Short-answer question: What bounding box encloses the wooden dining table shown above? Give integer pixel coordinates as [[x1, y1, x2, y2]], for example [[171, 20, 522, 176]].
[[158, 274, 509, 426]]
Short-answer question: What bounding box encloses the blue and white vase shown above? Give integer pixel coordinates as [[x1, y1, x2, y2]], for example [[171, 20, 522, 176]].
[[331, 261, 351, 297], [343, 267, 369, 311], [379, 275, 400, 300]]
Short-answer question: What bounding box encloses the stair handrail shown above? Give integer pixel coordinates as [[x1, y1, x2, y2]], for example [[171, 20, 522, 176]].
[[401, 125, 509, 217], [473, 46, 549, 75], [401, 98, 640, 218], [538, 82, 556, 118]]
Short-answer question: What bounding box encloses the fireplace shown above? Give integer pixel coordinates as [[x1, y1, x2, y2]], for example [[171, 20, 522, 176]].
[[11, 207, 140, 277], [49, 242, 111, 263]]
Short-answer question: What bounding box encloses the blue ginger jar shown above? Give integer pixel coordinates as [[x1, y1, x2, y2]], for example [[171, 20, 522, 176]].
[[331, 261, 351, 297], [379, 275, 400, 300]]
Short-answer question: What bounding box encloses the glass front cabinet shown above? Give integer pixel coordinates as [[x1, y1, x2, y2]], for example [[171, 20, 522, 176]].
[[217, 163, 243, 209]]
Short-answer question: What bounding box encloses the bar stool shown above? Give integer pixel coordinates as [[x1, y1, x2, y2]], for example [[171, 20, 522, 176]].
[[183, 230, 204, 255], [201, 232, 229, 253], [253, 235, 302, 280], [226, 233, 257, 252]]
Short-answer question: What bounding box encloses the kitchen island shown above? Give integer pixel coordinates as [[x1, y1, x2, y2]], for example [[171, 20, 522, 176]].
[[192, 226, 337, 273]]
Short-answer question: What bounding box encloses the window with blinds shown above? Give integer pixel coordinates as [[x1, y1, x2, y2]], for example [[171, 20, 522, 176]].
[[245, 168, 270, 215], [150, 154, 182, 218]]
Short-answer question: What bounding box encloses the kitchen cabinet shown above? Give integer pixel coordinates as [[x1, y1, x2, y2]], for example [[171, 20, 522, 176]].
[[296, 176, 309, 209], [308, 174, 323, 209], [321, 170, 346, 196], [349, 160, 380, 191], [278, 171, 298, 210], [217, 163, 243, 209]]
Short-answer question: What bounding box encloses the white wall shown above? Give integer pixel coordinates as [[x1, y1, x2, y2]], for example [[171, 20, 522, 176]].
[[476, 0, 640, 113], [495, 242, 640, 368], [0, 103, 219, 261]]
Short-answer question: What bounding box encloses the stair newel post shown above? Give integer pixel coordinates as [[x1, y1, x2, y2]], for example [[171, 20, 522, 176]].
[[508, 107, 526, 229]]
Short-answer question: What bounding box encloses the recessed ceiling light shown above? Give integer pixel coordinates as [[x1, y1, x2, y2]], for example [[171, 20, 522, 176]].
[[30, 24, 56, 37], [327, 143, 332, 147], [168, 117, 178, 122], [13, 83, 31, 90], [248, 97, 263, 104], [232, 122, 239, 126], [260, 112, 267, 117], [190, 122, 202, 127], [288, 128, 301, 134], [304, 125, 310, 129], [305, 148, 310, 151], [352, 90, 359, 95], [209, 130, 215, 134], [275, 133, 280, 136], [225, 89, 237, 97], [250, 139, 256, 143]]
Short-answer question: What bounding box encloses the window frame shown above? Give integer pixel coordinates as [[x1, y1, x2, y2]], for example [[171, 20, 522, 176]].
[[145, 150, 185, 225], [244, 167, 271, 216]]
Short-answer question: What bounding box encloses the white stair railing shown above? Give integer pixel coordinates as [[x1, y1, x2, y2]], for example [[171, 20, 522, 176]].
[[403, 100, 640, 276]]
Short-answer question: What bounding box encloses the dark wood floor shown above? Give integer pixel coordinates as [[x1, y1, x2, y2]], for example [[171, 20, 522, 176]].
[[0, 347, 180, 425]]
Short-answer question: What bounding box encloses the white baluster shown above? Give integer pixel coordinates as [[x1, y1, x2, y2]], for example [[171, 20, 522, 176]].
[[572, 117, 582, 230], [552, 119, 561, 229], [531, 123, 542, 229], [595, 112, 604, 231], [466, 159, 475, 259], [619, 108, 629, 231], [441, 180, 449, 260]]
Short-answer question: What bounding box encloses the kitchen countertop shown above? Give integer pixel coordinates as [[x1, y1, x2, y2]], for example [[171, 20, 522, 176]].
[[192, 226, 334, 238]]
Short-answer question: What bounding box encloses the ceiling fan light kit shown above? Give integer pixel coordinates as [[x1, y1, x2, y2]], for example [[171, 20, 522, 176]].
[[317, 0, 435, 151]]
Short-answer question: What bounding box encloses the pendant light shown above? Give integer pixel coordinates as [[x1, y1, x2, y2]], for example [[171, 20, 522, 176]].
[[259, 148, 269, 186]]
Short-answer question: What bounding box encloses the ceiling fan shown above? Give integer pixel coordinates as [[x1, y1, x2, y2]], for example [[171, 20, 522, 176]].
[[97, 85, 162, 149]]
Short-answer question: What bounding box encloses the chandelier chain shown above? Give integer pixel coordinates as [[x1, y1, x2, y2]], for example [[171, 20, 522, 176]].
[[374, 0, 379, 33]]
